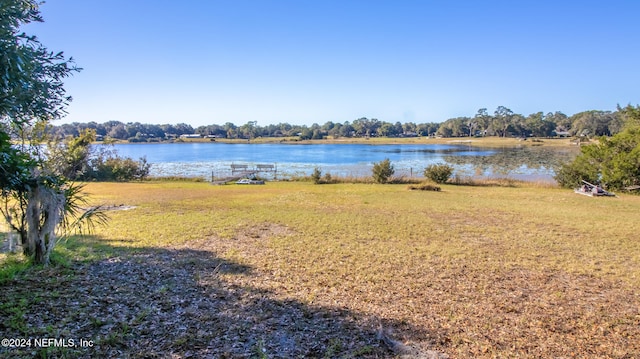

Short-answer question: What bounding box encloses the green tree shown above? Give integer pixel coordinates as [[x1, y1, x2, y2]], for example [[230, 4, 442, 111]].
[[568, 110, 616, 137], [299, 127, 312, 140], [372, 158, 394, 184], [547, 111, 570, 133], [48, 128, 96, 180], [556, 106, 640, 190], [416, 122, 440, 136], [328, 123, 342, 139], [524, 112, 556, 137], [618, 104, 640, 130], [493, 106, 514, 137], [1, 0, 105, 265], [599, 129, 640, 189], [510, 114, 527, 137], [352, 117, 380, 137], [402, 122, 417, 135], [437, 117, 469, 137], [1, 1, 78, 127], [339, 121, 355, 137], [474, 108, 492, 136], [377, 122, 395, 137], [240, 121, 258, 140]]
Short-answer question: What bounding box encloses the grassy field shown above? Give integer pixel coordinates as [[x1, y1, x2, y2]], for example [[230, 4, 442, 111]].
[[2, 180, 639, 358]]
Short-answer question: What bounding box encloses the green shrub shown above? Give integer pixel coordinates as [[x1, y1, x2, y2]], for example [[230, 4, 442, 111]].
[[554, 158, 599, 188], [93, 156, 150, 181], [555, 127, 640, 189], [310, 168, 335, 184], [311, 167, 322, 184], [424, 163, 454, 184], [372, 158, 394, 184]]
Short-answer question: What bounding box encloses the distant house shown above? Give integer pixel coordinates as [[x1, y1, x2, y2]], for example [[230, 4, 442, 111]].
[[179, 134, 202, 139], [553, 130, 570, 137], [400, 132, 418, 137]]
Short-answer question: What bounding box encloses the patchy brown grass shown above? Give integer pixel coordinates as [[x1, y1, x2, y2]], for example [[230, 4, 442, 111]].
[[408, 182, 442, 191], [2, 181, 639, 358]]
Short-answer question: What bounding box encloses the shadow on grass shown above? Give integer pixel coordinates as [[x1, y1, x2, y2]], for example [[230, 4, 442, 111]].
[[1, 235, 437, 358]]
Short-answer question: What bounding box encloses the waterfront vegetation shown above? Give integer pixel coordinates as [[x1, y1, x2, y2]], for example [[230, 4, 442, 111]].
[[2, 180, 639, 357]]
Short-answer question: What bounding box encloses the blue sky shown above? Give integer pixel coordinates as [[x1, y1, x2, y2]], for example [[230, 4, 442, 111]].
[[26, 0, 640, 127]]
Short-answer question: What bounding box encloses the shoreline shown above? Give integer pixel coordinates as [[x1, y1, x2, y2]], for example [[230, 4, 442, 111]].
[[103, 136, 580, 148]]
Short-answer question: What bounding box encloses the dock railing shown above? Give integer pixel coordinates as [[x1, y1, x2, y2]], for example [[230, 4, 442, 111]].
[[212, 163, 277, 184]]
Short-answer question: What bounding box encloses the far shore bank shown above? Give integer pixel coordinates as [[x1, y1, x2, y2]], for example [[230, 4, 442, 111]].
[[104, 136, 582, 148]]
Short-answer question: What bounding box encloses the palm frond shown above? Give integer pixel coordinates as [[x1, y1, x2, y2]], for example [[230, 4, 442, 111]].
[[59, 182, 109, 238]]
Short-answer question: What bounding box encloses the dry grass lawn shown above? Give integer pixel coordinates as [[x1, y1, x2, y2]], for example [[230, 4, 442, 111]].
[[2, 180, 639, 358]]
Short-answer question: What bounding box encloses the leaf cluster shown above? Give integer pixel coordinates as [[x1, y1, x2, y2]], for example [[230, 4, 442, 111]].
[[1, 1, 79, 128], [0, 130, 33, 192]]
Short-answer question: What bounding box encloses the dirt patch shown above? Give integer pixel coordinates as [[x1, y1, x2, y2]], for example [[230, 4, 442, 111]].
[[100, 204, 137, 211], [236, 222, 295, 240]]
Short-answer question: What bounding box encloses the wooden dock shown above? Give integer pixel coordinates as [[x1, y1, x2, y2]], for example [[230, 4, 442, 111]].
[[211, 163, 276, 185], [211, 171, 257, 185]]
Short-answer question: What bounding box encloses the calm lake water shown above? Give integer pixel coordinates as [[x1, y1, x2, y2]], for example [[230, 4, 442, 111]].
[[107, 142, 578, 182]]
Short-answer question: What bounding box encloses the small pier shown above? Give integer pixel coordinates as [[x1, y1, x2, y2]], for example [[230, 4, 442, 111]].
[[211, 163, 276, 185]]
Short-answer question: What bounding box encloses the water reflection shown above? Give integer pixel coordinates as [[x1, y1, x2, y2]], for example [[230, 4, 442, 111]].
[[109, 143, 579, 182], [378, 146, 496, 156], [442, 146, 579, 181]]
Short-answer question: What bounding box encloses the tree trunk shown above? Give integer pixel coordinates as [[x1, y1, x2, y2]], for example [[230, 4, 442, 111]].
[[19, 229, 31, 257], [25, 184, 65, 266], [34, 236, 45, 264]]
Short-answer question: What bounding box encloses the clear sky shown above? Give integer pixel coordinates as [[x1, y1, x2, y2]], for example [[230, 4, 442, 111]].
[[25, 0, 640, 127]]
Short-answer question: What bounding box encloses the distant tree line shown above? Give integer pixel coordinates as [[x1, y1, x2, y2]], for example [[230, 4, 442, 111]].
[[47, 106, 631, 142]]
